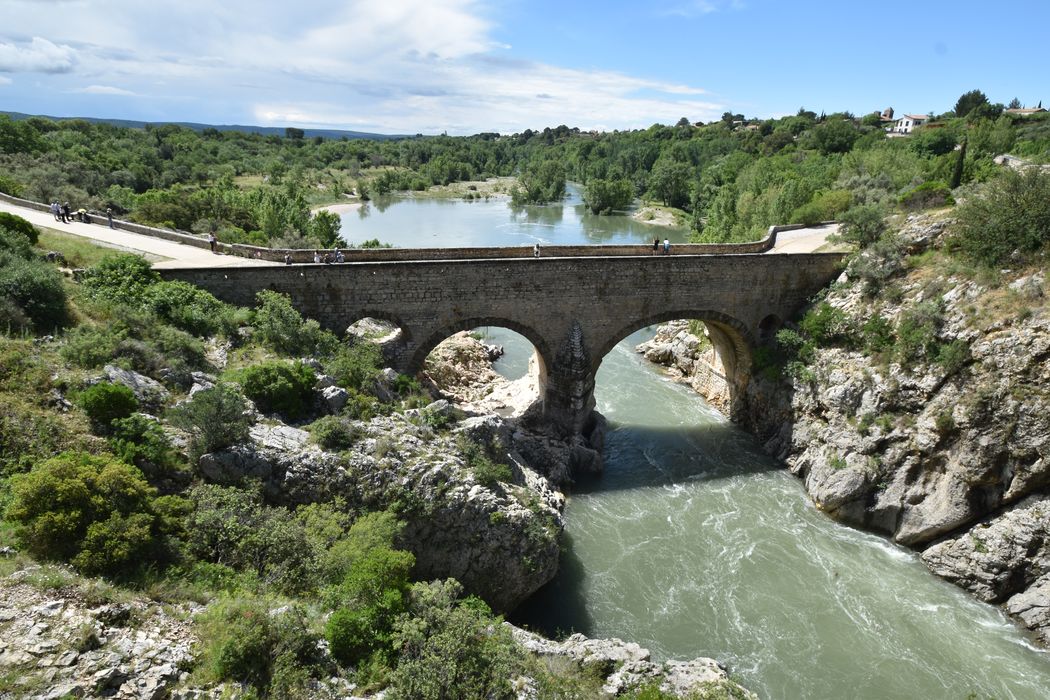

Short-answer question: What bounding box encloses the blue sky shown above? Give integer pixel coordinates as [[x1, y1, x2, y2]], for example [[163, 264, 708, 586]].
[[0, 0, 1046, 135]]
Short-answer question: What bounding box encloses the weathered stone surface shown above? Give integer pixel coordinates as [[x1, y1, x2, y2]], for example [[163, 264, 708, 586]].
[[99, 365, 170, 408], [509, 625, 755, 698], [320, 384, 349, 414]]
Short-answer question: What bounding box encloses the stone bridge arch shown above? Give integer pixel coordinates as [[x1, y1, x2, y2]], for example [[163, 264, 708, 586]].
[[406, 317, 554, 384], [590, 309, 754, 422]]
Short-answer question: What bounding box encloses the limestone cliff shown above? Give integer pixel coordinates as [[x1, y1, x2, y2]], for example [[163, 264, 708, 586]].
[[640, 212, 1050, 644]]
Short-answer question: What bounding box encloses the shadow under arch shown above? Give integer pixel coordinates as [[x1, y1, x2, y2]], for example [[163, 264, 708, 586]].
[[592, 309, 754, 421], [407, 317, 553, 386]]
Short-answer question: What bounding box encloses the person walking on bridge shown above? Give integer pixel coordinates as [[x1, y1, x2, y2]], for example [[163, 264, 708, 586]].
[[653, 237, 659, 255], [663, 238, 670, 255], [533, 243, 540, 258]]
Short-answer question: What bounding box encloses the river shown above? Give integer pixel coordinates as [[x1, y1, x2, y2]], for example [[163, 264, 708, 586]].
[[341, 195, 1050, 699]]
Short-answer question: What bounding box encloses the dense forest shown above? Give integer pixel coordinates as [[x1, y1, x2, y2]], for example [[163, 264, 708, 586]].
[[2, 89, 1047, 250]]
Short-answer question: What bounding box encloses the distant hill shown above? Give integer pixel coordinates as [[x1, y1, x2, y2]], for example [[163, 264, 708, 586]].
[[0, 111, 408, 141]]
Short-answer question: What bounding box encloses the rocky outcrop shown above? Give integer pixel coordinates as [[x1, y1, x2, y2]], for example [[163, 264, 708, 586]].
[[921, 496, 1050, 643], [97, 365, 170, 409], [643, 213, 1050, 644], [510, 625, 756, 698], [636, 320, 731, 414], [0, 571, 196, 700]]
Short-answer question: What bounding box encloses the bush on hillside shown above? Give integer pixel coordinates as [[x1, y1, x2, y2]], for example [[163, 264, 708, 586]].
[[80, 253, 159, 305], [167, 383, 252, 461], [837, 204, 888, 247], [185, 485, 319, 594], [308, 415, 360, 451], [0, 212, 38, 245], [951, 167, 1050, 265], [0, 257, 69, 331], [899, 181, 954, 210], [327, 341, 384, 393], [253, 289, 339, 357], [195, 597, 320, 694], [389, 579, 519, 700], [5, 452, 170, 577], [141, 280, 238, 337], [233, 360, 316, 420], [76, 381, 138, 430], [109, 413, 184, 480]]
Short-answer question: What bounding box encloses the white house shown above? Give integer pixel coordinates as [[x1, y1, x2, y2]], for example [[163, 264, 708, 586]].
[[891, 114, 929, 134]]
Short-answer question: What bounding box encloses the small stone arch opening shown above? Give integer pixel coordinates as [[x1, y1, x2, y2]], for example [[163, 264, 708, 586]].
[[413, 320, 551, 418], [596, 311, 754, 421], [345, 313, 409, 368], [758, 314, 782, 343]]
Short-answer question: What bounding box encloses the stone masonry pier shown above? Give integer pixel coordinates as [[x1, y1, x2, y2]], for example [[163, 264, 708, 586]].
[[159, 251, 844, 437]]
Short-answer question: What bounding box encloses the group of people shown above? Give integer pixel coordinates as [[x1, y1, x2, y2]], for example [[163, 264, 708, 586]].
[[653, 237, 671, 254], [49, 201, 72, 223], [48, 201, 117, 228], [304, 249, 347, 265]]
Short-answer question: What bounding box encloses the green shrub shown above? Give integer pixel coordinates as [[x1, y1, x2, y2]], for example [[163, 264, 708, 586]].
[[325, 540, 414, 666], [80, 253, 159, 305], [846, 233, 905, 295], [0, 212, 38, 245], [899, 181, 954, 210], [936, 339, 970, 376], [77, 382, 138, 430], [799, 302, 853, 347], [860, 315, 895, 354], [459, 437, 513, 488], [109, 414, 184, 480], [389, 579, 519, 700], [308, 415, 359, 450], [951, 167, 1050, 266], [253, 290, 339, 357], [5, 452, 167, 577], [234, 360, 316, 420], [895, 301, 943, 364], [0, 257, 69, 331], [196, 597, 320, 694], [837, 204, 888, 247], [61, 324, 124, 368], [0, 226, 33, 260], [328, 342, 384, 392], [141, 280, 236, 337], [934, 410, 956, 436], [167, 383, 252, 461], [185, 485, 319, 594]]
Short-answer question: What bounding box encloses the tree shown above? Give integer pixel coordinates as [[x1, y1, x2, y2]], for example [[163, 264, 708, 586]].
[[6, 452, 170, 577], [952, 167, 1050, 265], [167, 383, 253, 461], [284, 127, 305, 140], [647, 159, 692, 209], [954, 89, 989, 118], [810, 118, 859, 155], [310, 209, 344, 247], [584, 177, 634, 214], [1008, 97, 1022, 110]]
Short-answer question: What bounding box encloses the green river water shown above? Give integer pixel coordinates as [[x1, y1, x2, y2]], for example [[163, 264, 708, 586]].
[[340, 196, 1050, 699]]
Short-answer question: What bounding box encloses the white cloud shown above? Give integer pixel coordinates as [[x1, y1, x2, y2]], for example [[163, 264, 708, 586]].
[[0, 0, 723, 133], [0, 36, 77, 73], [73, 84, 136, 95], [0, 75, 11, 85], [658, 0, 744, 17]]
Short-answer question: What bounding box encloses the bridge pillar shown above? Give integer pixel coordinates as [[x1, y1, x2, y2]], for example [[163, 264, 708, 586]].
[[541, 321, 597, 436]]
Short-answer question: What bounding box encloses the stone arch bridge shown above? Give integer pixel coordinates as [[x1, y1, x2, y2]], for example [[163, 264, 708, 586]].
[[159, 250, 843, 436]]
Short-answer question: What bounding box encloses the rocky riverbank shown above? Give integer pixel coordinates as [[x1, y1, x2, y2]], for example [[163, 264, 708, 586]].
[[638, 212, 1050, 646], [0, 330, 755, 699]]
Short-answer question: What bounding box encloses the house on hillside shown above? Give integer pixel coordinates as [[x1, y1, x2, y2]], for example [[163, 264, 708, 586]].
[[891, 114, 929, 134]]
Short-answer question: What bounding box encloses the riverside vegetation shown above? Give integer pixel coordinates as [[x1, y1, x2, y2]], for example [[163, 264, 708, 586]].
[[0, 216, 753, 698], [2, 88, 1047, 249]]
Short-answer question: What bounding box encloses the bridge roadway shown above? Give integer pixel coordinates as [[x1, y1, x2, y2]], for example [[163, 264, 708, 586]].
[[1, 196, 844, 438]]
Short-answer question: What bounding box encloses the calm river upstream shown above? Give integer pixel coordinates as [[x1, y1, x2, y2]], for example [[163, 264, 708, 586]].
[[342, 194, 1050, 698]]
